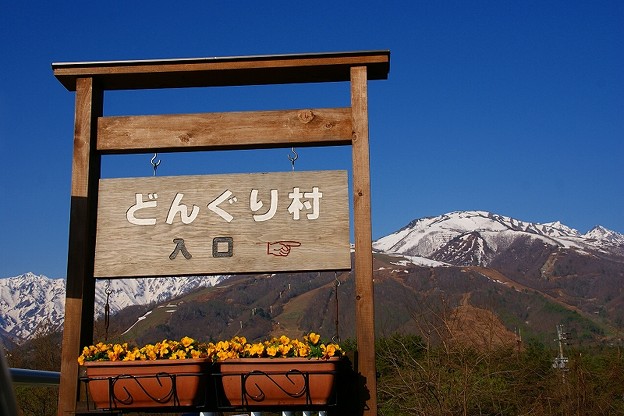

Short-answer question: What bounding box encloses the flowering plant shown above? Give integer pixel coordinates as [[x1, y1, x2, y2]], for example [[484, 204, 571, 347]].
[[211, 333, 342, 361], [78, 333, 342, 365], [77, 336, 209, 365]]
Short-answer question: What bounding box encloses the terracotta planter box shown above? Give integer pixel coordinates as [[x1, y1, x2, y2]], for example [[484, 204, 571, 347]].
[[218, 357, 340, 407], [82, 359, 212, 410]]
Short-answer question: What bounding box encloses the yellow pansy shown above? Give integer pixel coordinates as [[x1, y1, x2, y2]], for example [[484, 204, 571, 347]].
[[266, 346, 278, 357], [307, 332, 321, 345], [77, 333, 341, 363], [181, 336, 194, 348]]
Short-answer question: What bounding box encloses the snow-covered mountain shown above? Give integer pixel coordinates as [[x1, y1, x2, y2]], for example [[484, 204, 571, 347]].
[[374, 210, 624, 266], [371, 211, 624, 338], [4, 211, 622, 344], [0, 272, 223, 343]]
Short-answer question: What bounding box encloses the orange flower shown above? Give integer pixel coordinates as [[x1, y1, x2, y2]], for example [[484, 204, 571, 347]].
[[266, 346, 278, 357], [181, 336, 194, 348], [278, 343, 292, 356], [307, 332, 321, 345]]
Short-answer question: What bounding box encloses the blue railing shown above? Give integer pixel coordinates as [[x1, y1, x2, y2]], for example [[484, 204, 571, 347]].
[[10, 368, 60, 386]]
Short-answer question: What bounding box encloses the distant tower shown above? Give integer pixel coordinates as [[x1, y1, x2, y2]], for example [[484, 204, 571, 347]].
[[515, 327, 522, 355], [553, 324, 569, 381]]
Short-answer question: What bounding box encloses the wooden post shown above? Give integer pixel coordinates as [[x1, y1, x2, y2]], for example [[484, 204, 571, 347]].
[[351, 66, 377, 415], [57, 77, 102, 416]]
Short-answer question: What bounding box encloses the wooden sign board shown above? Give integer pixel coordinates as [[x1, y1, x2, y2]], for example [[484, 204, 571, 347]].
[[94, 170, 350, 277]]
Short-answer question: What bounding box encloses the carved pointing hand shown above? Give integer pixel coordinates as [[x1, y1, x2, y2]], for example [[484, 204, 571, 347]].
[[267, 241, 302, 257]]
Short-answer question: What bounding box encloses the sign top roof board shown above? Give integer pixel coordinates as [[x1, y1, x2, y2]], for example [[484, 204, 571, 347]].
[[52, 50, 390, 91]]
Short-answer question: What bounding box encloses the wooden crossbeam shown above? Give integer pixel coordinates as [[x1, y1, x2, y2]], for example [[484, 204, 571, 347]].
[[97, 108, 353, 153]]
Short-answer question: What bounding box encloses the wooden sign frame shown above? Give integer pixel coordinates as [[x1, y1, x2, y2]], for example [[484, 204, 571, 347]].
[[53, 50, 390, 416]]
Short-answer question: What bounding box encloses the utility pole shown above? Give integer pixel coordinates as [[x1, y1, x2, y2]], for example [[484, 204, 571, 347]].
[[515, 327, 522, 357], [552, 324, 569, 382]]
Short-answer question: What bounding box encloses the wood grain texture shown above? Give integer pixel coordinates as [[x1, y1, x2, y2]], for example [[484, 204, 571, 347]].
[[97, 108, 353, 153], [351, 66, 378, 415], [94, 171, 350, 277], [58, 78, 102, 416], [53, 50, 390, 91]]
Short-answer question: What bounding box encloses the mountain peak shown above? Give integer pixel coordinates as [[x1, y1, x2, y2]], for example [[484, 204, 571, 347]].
[[537, 221, 581, 238], [583, 225, 624, 246], [13, 272, 45, 280], [374, 210, 624, 265]]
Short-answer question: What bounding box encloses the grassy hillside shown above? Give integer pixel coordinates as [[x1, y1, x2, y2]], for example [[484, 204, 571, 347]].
[[98, 253, 616, 349]]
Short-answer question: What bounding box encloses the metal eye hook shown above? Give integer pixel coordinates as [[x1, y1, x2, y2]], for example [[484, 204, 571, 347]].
[[151, 153, 161, 176], [287, 147, 298, 171]]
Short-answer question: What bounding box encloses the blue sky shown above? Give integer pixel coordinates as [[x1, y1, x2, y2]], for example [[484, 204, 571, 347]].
[[1, 1, 622, 278]]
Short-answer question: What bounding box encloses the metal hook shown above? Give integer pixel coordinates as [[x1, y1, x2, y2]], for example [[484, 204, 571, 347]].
[[104, 279, 112, 340], [333, 271, 341, 344], [287, 147, 298, 171], [150, 153, 161, 176]]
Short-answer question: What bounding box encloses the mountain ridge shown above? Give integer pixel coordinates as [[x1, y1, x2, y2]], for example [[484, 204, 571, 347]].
[[3, 210, 623, 345], [374, 210, 624, 264], [0, 273, 223, 344]]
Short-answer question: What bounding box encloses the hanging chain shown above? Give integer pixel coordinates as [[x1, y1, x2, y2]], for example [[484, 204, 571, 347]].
[[104, 279, 112, 341], [150, 153, 161, 176], [332, 271, 341, 344], [288, 147, 298, 171]]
